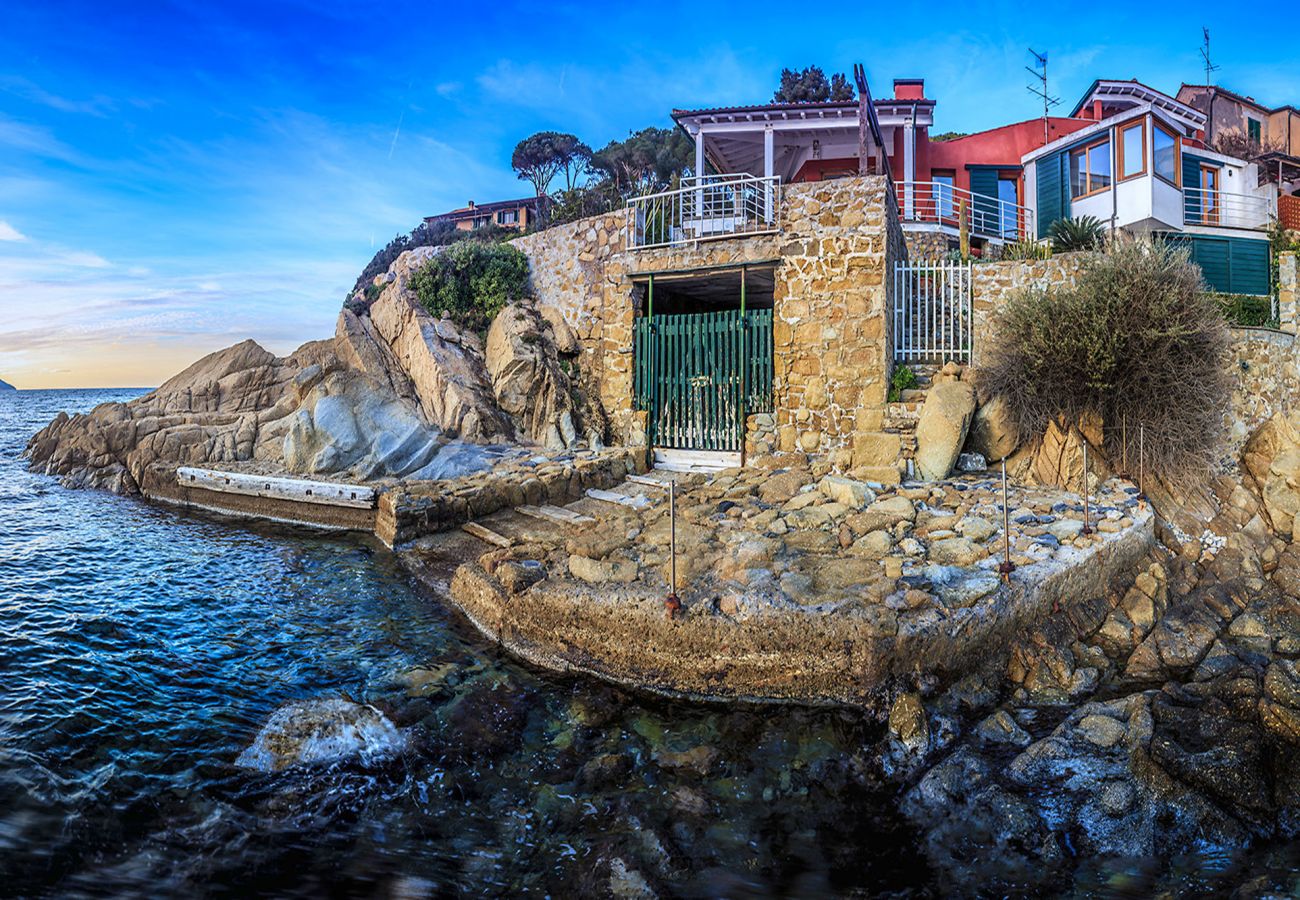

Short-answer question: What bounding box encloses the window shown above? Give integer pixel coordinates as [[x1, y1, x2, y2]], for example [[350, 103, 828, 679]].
[[472, 215, 490, 229], [1248, 118, 1262, 144], [1153, 124, 1179, 185], [1200, 165, 1220, 225], [1119, 120, 1146, 180], [1069, 138, 1112, 198], [998, 177, 1019, 238], [498, 209, 518, 225], [932, 173, 955, 219]]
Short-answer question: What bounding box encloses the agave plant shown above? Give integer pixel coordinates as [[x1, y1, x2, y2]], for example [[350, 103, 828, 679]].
[[1048, 216, 1106, 252]]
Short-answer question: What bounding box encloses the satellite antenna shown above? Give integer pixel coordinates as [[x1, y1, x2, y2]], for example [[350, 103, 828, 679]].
[[1026, 49, 1061, 146], [1199, 27, 1220, 87]]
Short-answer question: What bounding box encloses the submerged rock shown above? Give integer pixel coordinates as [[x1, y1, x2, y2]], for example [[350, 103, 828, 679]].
[[236, 698, 405, 772]]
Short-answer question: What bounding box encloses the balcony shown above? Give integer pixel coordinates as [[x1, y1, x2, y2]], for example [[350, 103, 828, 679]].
[[1184, 187, 1274, 230], [628, 174, 780, 250], [896, 181, 1034, 242]]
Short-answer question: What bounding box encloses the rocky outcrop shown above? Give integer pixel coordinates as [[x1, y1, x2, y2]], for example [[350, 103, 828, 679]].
[[342, 246, 514, 442], [914, 381, 976, 481], [235, 698, 404, 771], [485, 302, 579, 449], [27, 247, 605, 495]]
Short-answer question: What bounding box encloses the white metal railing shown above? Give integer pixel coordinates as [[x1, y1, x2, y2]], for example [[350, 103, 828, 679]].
[[893, 260, 973, 363], [1183, 187, 1275, 230], [628, 174, 781, 249], [896, 181, 1035, 242]]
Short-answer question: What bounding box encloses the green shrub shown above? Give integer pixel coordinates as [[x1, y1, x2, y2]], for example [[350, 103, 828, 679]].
[[1216, 293, 1277, 329], [977, 236, 1232, 480], [1001, 239, 1052, 261], [888, 365, 918, 402], [1048, 216, 1105, 253], [409, 242, 530, 333]]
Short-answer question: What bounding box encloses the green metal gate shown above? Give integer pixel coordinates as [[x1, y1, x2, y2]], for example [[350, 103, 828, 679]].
[[633, 308, 773, 452]]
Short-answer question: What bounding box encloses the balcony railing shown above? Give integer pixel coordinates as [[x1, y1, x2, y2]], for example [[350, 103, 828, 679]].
[[1184, 187, 1274, 230], [628, 174, 780, 250], [896, 181, 1034, 242]]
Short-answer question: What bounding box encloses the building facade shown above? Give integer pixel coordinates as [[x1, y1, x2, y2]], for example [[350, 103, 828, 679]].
[[424, 197, 539, 232]]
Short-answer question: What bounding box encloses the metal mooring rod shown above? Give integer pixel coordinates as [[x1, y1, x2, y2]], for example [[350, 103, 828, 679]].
[[998, 457, 1015, 582], [1138, 423, 1147, 511], [1081, 438, 1094, 535], [665, 479, 680, 618]]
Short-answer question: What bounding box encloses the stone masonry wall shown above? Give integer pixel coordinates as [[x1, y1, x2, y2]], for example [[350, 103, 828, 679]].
[[773, 176, 901, 458], [515, 177, 901, 459], [968, 252, 1093, 367], [903, 229, 953, 261], [1280, 251, 1297, 337]]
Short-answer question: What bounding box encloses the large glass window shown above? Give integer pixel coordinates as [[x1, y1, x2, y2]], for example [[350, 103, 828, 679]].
[[1120, 121, 1145, 179], [1070, 138, 1112, 198], [998, 177, 1019, 238], [933, 173, 955, 219], [1153, 124, 1178, 184]]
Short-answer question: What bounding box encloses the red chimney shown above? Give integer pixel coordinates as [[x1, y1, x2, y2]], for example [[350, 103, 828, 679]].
[[893, 78, 926, 101]]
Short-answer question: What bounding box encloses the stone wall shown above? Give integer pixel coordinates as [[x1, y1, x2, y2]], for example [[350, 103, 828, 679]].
[[774, 177, 902, 458], [903, 229, 954, 261], [1229, 328, 1300, 452], [376, 447, 643, 547], [969, 252, 1093, 366], [514, 177, 902, 461], [1280, 251, 1297, 337]]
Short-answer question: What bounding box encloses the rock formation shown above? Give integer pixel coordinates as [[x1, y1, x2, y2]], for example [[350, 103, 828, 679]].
[[26, 247, 604, 495], [0, 378, 15, 391]]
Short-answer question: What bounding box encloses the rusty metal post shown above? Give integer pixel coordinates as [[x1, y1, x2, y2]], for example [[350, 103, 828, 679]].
[[1081, 438, 1094, 535], [665, 480, 680, 618], [998, 457, 1016, 582], [1138, 423, 1147, 511], [1121, 412, 1128, 476]]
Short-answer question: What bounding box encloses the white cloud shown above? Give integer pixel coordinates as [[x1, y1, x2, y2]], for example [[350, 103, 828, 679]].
[[0, 221, 25, 241]]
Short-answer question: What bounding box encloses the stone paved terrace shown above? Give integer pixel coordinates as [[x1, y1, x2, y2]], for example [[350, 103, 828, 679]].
[[408, 458, 1154, 709]]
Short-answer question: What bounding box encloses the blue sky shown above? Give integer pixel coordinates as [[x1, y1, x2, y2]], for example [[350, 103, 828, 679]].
[[2, 0, 1297, 387]]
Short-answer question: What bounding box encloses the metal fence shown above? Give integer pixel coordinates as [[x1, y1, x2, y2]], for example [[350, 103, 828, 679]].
[[895, 181, 1034, 241], [628, 174, 781, 250], [1183, 187, 1274, 230], [892, 259, 973, 363]]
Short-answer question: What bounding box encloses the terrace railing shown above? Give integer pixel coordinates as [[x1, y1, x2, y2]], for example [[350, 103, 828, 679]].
[[1184, 187, 1275, 230], [896, 181, 1034, 242], [628, 174, 781, 250]]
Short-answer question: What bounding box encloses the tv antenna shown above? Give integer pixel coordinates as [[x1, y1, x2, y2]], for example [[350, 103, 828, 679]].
[[1026, 49, 1060, 146], [1199, 27, 1220, 87]]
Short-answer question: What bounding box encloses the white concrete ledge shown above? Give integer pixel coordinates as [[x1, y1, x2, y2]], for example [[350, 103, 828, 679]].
[[175, 467, 376, 509]]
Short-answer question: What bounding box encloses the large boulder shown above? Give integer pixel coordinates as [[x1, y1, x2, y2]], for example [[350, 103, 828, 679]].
[[486, 302, 578, 449], [235, 698, 405, 772], [1244, 410, 1300, 538], [966, 395, 1018, 463], [914, 382, 977, 481]]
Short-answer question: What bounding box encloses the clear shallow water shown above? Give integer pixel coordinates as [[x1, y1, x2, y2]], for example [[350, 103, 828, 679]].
[[0, 390, 923, 897]]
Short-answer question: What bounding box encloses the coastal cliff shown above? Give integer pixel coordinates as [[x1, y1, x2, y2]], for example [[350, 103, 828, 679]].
[[24, 247, 598, 495]]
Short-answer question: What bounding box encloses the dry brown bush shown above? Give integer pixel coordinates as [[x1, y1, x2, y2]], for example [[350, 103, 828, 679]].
[[976, 236, 1233, 480]]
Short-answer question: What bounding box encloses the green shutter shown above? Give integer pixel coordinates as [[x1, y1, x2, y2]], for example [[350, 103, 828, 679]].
[[968, 167, 999, 233], [1248, 118, 1262, 143], [1165, 234, 1271, 296], [1036, 152, 1070, 239], [1229, 238, 1269, 296]]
